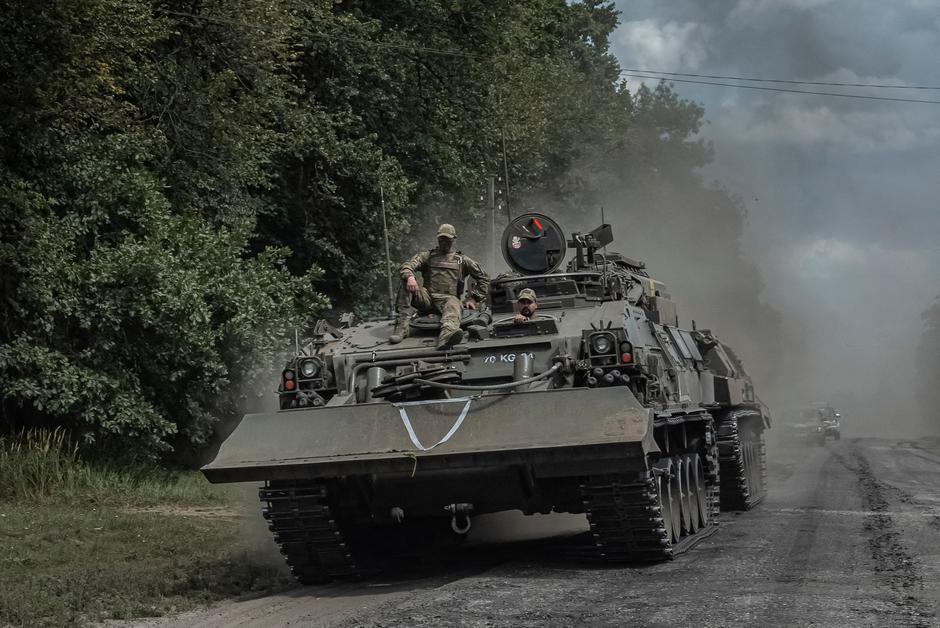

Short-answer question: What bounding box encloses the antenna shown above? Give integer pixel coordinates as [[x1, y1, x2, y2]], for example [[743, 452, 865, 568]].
[[600, 207, 608, 288], [380, 186, 394, 318], [487, 175, 497, 274], [500, 127, 511, 219]]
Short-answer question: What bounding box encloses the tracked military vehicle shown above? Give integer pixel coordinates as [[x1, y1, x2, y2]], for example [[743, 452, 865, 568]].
[[202, 213, 770, 583]]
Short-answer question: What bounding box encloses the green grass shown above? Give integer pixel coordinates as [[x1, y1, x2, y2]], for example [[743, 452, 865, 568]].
[[0, 428, 226, 505], [0, 430, 291, 627]]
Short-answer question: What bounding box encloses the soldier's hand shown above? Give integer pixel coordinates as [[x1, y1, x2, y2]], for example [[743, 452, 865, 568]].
[[464, 298, 477, 310], [513, 314, 526, 324], [406, 276, 419, 293]]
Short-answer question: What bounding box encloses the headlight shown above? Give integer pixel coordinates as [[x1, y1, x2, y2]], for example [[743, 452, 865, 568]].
[[591, 334, 613, 354], [300, 358, 321, 378]]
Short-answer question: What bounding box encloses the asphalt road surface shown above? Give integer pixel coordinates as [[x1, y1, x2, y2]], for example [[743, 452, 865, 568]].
[[132, 438, 940, 627]]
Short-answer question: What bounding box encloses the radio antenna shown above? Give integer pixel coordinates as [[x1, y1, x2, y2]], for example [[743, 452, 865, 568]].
[[501, 127, 512, 220], [601, 207, 608, 288], [380, 186, 394, 318], [487, 175, 497, 274]]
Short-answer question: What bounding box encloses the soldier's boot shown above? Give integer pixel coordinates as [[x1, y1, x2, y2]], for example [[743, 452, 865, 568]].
[[436, 326, 464, 351], [389, 318, 410, 344]]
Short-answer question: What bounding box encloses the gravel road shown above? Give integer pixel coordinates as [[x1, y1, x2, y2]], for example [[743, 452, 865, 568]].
[[129, 438, 940, 627]]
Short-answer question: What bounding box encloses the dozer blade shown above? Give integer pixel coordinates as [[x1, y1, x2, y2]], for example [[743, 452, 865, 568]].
[[202, 387, 655, 483]]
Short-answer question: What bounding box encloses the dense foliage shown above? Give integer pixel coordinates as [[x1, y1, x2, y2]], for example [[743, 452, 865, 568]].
[[0, 0, 317, 458], [0, 0, 778, 460]]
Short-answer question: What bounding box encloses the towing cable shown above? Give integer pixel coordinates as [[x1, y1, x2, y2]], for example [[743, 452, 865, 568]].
[[412, 362, 562, 392]]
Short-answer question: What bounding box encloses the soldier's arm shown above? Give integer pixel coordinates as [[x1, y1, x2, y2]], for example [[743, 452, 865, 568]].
[[463, 256, 490, 304], [399, 250, 429, 281]]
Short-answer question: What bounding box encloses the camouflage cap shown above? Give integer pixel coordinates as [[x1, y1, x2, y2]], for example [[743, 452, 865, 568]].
[[517, 288, 537, 303], [436, 223, 457, 239]]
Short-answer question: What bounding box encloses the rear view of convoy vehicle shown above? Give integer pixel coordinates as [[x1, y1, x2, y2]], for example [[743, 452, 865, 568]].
[[203, 213, 771, 583]]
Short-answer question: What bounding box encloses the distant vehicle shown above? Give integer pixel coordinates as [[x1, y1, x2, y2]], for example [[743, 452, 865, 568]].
[[811, 404, 842, 442], [790, 404, 841, 445], [781, 405, 842, 446]]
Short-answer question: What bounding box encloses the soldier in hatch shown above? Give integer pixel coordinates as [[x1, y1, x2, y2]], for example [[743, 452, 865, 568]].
[[513, 288, 538, 323], [390, 223, 490, 350]]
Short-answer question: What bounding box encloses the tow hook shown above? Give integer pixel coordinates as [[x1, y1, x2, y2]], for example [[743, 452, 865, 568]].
[[444, 503, 474, 534]]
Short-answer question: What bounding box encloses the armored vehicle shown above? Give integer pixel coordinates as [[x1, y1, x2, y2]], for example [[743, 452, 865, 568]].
[[807, 404, 842, 444], [202, 213, 770, 583]]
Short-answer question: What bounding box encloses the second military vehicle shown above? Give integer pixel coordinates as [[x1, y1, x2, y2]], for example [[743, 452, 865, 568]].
[[203, 213, 770, 582], [808, 404, 842, 444]]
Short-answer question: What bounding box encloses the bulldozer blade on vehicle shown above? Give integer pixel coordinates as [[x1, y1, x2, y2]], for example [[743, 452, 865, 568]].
[[202, 387, 655, 483]]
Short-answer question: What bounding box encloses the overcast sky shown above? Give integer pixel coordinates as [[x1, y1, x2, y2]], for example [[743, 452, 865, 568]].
[[610, 0, 940, 435]]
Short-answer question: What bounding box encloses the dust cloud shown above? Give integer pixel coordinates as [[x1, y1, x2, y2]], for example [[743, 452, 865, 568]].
[[227, 481, 292, 574], [468, 511, 588, 545], [605, 1, 940, 439], [438, 160, 937, 441]]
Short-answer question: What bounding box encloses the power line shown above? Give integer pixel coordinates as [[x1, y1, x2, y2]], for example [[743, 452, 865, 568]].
[[622, 68, 940, 91], [621, 73, 940, 105]]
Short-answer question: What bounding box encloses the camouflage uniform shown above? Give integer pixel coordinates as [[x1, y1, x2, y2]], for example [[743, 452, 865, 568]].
[[392, 226, 489, 346]]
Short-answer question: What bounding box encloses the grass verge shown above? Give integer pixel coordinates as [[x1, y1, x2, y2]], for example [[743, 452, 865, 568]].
[[0, 430, 291, 627]]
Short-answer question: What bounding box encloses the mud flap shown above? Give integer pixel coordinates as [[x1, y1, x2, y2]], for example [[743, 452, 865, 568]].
[[202, 387, 653, 483]]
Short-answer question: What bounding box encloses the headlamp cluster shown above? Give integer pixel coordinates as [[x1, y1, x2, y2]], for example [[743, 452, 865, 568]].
[[280, 356, 330, 410], [587, 331, 634, 368], [299, 358, 321, 379]]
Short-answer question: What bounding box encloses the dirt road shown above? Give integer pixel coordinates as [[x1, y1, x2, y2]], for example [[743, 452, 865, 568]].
[[130, 438, 940, 627]]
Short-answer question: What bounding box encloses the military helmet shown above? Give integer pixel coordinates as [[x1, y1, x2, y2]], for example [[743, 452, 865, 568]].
[[517, 288, 537, 303], [436, 223, 457, 239]]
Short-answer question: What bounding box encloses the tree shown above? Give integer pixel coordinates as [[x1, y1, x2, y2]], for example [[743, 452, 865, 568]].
[[0, 0, 318, 459], [255, 0, 628, 312]]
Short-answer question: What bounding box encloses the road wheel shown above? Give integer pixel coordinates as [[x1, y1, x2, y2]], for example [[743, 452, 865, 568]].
[[668, 459, 683, 541], [654, 458, 680, 544], [683, 454, 701, 534], [692, 453, 710, 528]]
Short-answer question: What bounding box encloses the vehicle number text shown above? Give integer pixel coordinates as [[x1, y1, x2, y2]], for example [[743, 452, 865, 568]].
[[481, 352, 535, 364]]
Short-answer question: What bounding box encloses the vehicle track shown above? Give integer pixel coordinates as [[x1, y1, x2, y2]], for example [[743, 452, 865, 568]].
[[850, 447, 935, 626]]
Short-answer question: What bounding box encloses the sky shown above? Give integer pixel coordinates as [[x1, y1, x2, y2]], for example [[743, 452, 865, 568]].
[[609, 0, 940, 436]]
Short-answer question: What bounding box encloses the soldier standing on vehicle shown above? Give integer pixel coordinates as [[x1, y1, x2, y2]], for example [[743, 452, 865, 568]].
[[513, 288, 538, 323], [390, 224, 490, 350]]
